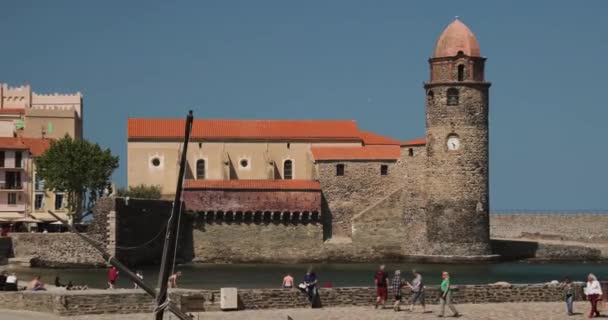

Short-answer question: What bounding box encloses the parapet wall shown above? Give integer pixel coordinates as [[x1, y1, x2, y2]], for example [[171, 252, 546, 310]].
[[0, 283, 586, 316], [490, 213, 608, 242]]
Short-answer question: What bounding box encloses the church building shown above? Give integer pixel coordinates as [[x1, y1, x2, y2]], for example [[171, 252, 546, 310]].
[[127, 19, 491, 259]]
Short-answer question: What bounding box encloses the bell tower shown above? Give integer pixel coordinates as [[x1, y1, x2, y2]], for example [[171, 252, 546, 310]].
[[424, 18, 491, 255]]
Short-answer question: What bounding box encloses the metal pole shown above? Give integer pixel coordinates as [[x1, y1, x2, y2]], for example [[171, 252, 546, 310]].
[[46, 210, 191, 320], [155, 110, 194, 320]]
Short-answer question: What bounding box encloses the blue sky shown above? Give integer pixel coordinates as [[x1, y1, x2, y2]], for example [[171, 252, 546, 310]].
[[1, 1, 607, 210]]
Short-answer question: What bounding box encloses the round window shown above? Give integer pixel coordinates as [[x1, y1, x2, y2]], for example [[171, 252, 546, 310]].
[[240, 159, 249, 168], [151, 158, 161, 167]]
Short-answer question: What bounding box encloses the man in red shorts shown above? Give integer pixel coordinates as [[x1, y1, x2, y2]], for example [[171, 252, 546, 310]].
[[374, 264, 389, 309]]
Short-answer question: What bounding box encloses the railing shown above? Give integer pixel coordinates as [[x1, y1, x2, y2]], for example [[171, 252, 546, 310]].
[[0, 183, 23, 190]]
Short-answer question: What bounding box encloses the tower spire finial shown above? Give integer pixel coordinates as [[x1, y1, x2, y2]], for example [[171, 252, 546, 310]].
[[455, 15, 460, 20]]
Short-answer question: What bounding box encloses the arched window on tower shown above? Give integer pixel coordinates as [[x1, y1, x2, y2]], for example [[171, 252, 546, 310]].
[[447, 88, 459, 106], [283, 160, 293, 180], [457, 64, 465, 81], [196, 159, 205, 179]]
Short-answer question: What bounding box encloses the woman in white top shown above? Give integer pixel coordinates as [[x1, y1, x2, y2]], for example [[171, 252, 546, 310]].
[[584, 273, 603, 318]]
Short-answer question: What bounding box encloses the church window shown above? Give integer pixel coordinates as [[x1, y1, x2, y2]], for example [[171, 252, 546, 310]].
[[457, 64, 465, 81], [336, 164, 344, 176], [447, 88, 459, 106], [427, 90, 434, 104], [283, 160, 293, 180], [380, 165, 388, 176], [196, 159, 205, 179], [151, 157, 161, 167], [240, 159, 249, 168], [408, 148, 414, 157]]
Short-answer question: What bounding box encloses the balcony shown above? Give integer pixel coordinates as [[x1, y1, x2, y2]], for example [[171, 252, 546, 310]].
[[0, 166, 25, 171], [0, 183, 24, 191]]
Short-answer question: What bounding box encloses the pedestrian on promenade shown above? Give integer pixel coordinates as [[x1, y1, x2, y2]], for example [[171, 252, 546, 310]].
[[374, 265, 389, 309], [560, 276, 575, 316], [107, 266, 118, 289], [134, 270, 143, 289], [584, 273, 603, 318], [168, 271, 182, 289], [407, 269, 426, 313], [282, 273, 294, 289], [302, 267, 318, 306], [438, 271, 460, 318], [391, 270, 404, 311]]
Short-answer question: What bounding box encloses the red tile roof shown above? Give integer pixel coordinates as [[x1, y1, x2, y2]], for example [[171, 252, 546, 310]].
[[0, 137, 28, 150], [311, 145, 400, 161], [128, 119, 361, 141], [0, 108, 25, 114], [401, 138, 426, 146], [0, 137, 52, 156], [184, 179, 321, 191], [359, 131, 401, 145], [21, 138, 52, 157]]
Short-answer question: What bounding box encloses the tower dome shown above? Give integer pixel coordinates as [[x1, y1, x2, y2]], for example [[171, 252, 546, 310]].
[[433, 18, 480, 58]]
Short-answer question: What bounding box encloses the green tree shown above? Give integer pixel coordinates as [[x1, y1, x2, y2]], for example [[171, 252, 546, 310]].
[[116, 184, 162, 199], [35, 135, 119, 220]]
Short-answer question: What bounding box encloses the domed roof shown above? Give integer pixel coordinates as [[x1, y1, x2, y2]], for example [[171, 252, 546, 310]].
[[433, 18, 480, 58]]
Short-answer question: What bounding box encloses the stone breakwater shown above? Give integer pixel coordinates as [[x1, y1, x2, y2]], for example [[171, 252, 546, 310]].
[[0, 283, 586, 316]]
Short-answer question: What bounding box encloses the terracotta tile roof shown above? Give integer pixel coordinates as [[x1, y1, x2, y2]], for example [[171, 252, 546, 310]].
[[0, 137, 52, 156], [0, 137, 28, 150], [0, 108, 25, 114], [128, 119, 361, 141], [359, 131, 401, 145], [311, 145, 400, 161], [21, 138, 52, 157], [401, 138, 426, 146], [184, 179, 321, 191]]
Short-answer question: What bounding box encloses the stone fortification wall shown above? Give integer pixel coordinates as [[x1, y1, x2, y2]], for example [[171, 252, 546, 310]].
[[491, 213, 608, 243], [10, 233, 105, 267], [191, 214, 324, 263], [316, 160, 404, 238], [0, 283, 586, 316]]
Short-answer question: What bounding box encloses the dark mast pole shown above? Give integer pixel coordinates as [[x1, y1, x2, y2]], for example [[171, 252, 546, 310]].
[[45, 210, 191, 320], [154, 110, 194, 320]]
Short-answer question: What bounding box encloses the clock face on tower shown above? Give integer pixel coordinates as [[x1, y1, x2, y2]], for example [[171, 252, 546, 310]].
[[447, 135, 461, 151]]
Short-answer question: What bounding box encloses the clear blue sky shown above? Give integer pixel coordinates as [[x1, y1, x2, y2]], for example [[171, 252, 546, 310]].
[[1, 1, 606, 210]]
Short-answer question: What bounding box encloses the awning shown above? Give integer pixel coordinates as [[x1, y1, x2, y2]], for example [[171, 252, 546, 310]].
[[30, 212, 69, 222], [0, 212, 25, 220]]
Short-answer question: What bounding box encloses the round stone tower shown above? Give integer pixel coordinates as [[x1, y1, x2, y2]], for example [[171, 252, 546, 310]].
[[424, 19, 491, 256]]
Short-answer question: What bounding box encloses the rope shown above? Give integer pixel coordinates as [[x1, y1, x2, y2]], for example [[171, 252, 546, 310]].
[[153, 296, 171, 313], [84, 221, 168, 250], [171, 200, 184, 275]]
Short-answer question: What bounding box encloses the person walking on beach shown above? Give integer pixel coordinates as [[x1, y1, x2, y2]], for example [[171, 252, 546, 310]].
[[374, 265, 389, 309], [584, 273, 603, 318], [560, 276, 575, 316], [391, 270, 404, 311], [438, 271, 460, 318], [107, 266, 118, 289], [282, 273, 294, 289], [407, 269, 426, 313]]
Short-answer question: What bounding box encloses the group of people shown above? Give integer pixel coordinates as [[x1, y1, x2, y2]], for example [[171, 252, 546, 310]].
[[107, 266, 182, 290], [374, 265, 459, 317]]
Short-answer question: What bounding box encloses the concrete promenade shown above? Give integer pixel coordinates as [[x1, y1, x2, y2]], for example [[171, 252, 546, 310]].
[[0, 302, 598, 320]]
